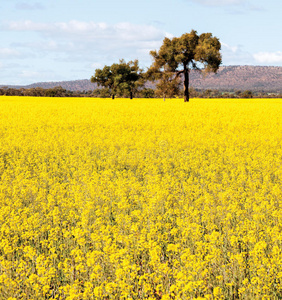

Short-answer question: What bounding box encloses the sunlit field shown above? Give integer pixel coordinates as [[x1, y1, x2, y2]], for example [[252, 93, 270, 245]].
[[0, 96, 281, 299]]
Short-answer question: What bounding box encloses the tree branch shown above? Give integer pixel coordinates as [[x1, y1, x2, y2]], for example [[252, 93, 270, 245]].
[[175, 70, 184, 77]]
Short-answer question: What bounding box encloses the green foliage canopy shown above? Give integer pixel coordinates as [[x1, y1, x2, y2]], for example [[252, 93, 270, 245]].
[[148, 30, 222, 102], [91, 59, 143, 99]]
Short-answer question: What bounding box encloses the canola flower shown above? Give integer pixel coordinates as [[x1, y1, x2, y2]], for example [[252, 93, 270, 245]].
[[0, 96, 281, 299]]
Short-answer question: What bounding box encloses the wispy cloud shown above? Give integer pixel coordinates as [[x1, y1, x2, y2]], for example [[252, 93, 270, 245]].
[[221, 43, 282, 66], [0, 20, 173, 84], [15, 2, 45, 10], [254, 52, 282, 64], [186, 0, 264, 13], [189, 0, 244, 6], [221, 42, 255, 65], [2, 20, 172, 64], [0, 47, 21, 58], [4, 20, 172, 41]]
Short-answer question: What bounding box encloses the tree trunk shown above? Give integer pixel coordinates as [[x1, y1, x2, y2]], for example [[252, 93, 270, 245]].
[[183, 67, 189, 102], [130, 91, 133, 99], [112, 94, 115, 99]]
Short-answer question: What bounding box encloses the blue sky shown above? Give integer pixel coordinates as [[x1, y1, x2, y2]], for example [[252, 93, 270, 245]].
[[1, 0, 282, 85]]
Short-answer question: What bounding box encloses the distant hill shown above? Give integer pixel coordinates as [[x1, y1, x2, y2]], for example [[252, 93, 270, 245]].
[[26, 79, 96, 91], [0, 79, 97, 92], [1, 66, 282, 92], [189, 66, 282, 92]]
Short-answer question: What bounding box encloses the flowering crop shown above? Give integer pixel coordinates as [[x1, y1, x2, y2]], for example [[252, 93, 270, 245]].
[[0, 96, 281, 299]]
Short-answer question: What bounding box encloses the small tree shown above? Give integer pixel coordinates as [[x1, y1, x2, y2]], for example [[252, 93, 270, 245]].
[[113, 59, 144, 99], [91, 59, 143, 99], [240, 90, 253, 98], [139, 88, 155, 98], [91, 66, 115, 98], [148, 30, 222, 102], [155, 71, 181, 101]]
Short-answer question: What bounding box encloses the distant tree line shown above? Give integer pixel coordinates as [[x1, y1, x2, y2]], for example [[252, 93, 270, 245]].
[[0, 86, 73, 97], [188, 89, 282, 98], [1, 85, 281, 98]]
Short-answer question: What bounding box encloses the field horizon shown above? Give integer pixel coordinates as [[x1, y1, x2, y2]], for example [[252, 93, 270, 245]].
[[1, 65, 282, 93]]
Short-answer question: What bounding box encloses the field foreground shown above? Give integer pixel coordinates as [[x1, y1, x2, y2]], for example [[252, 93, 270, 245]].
[[0, 97, 281, 299]]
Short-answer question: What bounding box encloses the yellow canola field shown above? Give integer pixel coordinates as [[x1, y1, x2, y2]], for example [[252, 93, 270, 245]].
[[0, 96, 281, 299]]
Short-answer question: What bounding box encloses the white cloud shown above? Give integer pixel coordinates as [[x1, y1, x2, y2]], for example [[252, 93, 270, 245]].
[[2, 20, 171, 65], [221, 43, 282, 66], [253, 52, 282, 64], [20, 70, 42, 78], [4, 20, 171, 42], [6, 20, 51, 31], [0, 20, 175, 85], [0, 48, 21, 58], [221, 42, 255, 65], [221, 42, 239, 53]]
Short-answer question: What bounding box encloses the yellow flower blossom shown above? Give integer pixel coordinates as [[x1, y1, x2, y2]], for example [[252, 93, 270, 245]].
[[0, 96, 281, 299]]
